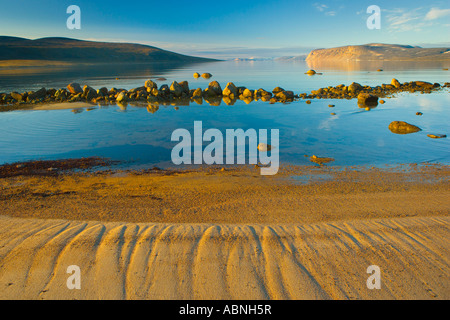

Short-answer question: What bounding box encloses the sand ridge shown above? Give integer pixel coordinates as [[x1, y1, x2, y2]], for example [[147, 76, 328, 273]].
[[0, 215, 448, 300], [0, 165, 448, 299]]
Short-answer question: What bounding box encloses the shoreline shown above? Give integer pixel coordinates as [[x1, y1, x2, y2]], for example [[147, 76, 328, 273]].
[[1, 160, 448, 299], [1, 161, 448, 224]]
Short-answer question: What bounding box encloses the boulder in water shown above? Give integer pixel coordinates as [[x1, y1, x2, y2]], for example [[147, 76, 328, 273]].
[[388, 121, 421, 134]]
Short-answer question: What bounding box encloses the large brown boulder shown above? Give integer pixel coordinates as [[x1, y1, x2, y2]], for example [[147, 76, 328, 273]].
[[272, 87, 285, 94], [83, 85, 97, 101], [276, 90, 294, 101], [413, 81, 434, 89], [67, 83, 83, 94], [27, 87, 47, 101], [10, 92, 23, 101], [222, 82, 237, 97], [207, 81, 222, 96], [388, 121, 421, 134], [348, 82, 363, 93], [97, 87, 109, 97], [145, 80, 157, 90], [170, 81, 183, 97], [179, 81, 190, 95], [391, 78, 401, 88], [242, 88, 253, 98], [357, 92, 379, 107], [116, 91, 128, 102], [191, 88, 203, 98]]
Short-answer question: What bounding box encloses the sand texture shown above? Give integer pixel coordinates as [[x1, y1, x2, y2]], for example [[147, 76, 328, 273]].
[[0, 215, 448, 300], [0, 165, 449, 299]]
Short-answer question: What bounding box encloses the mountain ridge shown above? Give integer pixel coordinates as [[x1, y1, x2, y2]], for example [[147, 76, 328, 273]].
[[306, 43, 450, 61], [0, 36, 217, 64]]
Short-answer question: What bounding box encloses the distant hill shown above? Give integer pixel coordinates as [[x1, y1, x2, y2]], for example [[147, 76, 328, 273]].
[[0, 36, 216, 64], [306, 44, 450, 61], [275, 55, 307, 62]]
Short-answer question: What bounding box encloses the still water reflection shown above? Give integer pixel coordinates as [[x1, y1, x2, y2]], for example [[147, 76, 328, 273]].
[[0, 60, 448, 169]]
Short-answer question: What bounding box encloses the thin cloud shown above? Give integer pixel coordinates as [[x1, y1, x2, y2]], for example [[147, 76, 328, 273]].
[[313, 3, 328, 12], [425, 7, 450, 20], [385, 7, 431, 32], [313, 2, 337, 16]]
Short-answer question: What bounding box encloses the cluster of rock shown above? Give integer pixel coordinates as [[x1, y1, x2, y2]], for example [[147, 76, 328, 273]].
[[0, 80, 297, 108], [193, 72, 212, 79], [1, 77, 448, 110], [302, 79, 447, 101]]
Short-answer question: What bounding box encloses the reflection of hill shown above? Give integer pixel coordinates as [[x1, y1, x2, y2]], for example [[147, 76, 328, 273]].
[[306, 59, 449, 71], [306, 44, 450, 63], [0, 61, 207, 93]]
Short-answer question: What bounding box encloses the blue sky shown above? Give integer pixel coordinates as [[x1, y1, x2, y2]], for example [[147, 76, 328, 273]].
[[0, 0, 449, 59]]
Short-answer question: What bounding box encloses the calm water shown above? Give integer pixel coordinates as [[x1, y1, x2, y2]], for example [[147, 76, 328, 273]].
[[0, 60, 449, 169]]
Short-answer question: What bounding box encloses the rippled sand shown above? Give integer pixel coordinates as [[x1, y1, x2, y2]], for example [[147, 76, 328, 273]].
[[0, 165, 449, 299], [0, 215, 448, 299]]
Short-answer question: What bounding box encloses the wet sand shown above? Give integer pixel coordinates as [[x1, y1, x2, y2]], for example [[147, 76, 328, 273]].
[[0, 164, 449, 299], [32, 102, 94, 110]]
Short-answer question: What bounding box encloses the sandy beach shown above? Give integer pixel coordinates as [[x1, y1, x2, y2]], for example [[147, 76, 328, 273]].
[[0, 164, 448, 299]]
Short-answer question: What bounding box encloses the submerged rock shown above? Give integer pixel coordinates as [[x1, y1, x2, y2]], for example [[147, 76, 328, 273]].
[[427, 134, 446, 139], [305, 69, 316, 75], [310, 155, 335, 165], [388, 121, 421, 134]]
